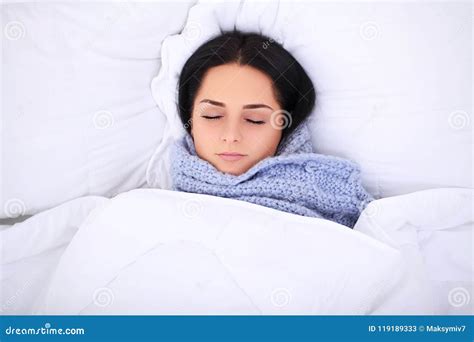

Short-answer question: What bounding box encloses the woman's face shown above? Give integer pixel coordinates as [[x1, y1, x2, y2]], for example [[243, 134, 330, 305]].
[[190, 63, 283, 176]]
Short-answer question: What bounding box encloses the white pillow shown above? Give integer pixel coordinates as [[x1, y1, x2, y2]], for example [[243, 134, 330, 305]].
[[146, 0, 472, 198], [1, 1, 196, 218]]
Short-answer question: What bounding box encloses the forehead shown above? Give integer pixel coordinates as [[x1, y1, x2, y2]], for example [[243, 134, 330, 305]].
[[195, 63, 279, 107]]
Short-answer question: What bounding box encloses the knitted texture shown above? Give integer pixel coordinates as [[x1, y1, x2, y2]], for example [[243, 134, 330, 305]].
[[170, 122, 374, 228]]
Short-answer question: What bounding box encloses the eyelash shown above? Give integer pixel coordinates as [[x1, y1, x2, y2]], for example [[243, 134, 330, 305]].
[[201, 116, 265, 125]]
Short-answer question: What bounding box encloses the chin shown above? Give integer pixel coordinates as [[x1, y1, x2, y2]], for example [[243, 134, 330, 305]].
[[218, 166, 243, 176], [221, 169, 241, 176]]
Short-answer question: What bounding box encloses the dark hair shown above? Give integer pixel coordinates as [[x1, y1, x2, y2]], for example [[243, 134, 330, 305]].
[[178, 30, 316, 144]]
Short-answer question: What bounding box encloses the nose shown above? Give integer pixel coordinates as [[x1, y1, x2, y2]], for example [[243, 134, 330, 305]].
[[220, 121, 242, 143]]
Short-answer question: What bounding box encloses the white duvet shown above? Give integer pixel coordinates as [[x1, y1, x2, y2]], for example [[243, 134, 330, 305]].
[[1, 188, 472, 315]]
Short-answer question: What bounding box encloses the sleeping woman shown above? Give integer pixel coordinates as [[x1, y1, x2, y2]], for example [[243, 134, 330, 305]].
[[170, 30, 373, 228]]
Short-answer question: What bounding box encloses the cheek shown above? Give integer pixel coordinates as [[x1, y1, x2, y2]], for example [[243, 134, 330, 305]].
[[191, 122, 218, 158], [192, 117, 211, 140], [193, 127, 219, 149], [248, 129, 282, 156]]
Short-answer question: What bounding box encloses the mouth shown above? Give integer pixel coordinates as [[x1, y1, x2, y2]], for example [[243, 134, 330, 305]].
[[217, 152, 247, 161]]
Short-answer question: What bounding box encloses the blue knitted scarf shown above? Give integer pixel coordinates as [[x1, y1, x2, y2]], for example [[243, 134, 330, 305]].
[[170, 122, 374, 228]]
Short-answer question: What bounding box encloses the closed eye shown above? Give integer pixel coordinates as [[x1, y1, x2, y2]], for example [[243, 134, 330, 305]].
[[246, 119, 265, 125], [201, 115, 264, 125]]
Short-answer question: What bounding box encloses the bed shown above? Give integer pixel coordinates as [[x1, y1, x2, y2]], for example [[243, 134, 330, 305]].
[[1, 0, 472, 315]]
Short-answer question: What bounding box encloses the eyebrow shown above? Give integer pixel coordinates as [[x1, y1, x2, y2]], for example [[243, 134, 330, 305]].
[[199, 99, 273, 110]]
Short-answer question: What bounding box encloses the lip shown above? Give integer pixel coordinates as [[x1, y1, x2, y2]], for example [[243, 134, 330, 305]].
[[217, 152, 246, 161]]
